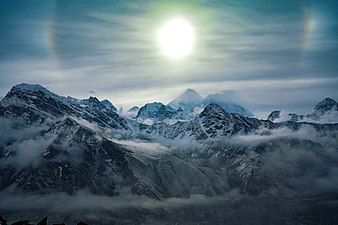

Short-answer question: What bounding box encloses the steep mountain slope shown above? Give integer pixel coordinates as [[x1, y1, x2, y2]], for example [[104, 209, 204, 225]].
[[0, 83, 338, 201], [100, 99, 117, 112], [184, 137, 338, 197], [308, 97, 338, 121], [202, 93, 254, 117], [136, 102, 180, 124], [314, 97, 338, 112], [0, 117, 230, 198], [0, 117, 136, 196], [135, 89, 254, 123], [139, 104, 274, 141], [267, 110, 281, 121], [168, 88, 203, 111], [126, 106, 140, 118], [0, 83, 131, 134]]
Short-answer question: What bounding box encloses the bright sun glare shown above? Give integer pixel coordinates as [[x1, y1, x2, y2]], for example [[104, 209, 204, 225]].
[[157, 18, 195, 60]]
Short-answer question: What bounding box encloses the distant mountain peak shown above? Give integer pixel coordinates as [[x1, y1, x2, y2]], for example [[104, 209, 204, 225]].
[[183, 88, 202, 98], [9, 83, 53, 97], [267, 110, 281, 121], [100, 99, 117, 111], [12, 83, 48, 92], [199, 103, 232, 118], [88, 96, 100, 103], [0, 83, 62, 108], [204, 93, 233, 104], [171, 89, 203, 104], [136, 102, 177, 122], [202, 93, 254, 117], [128, 106, 140, 112], [201, 103, 227, 115], [169, 88, 203, 111], [314, 97, 338, 111]]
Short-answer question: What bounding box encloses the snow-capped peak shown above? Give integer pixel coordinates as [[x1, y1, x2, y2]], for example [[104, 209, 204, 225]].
[[128, 106, 140, 113], [0, 83, 63, 108], [9, 83, 57, 98], [12, 83, 49, 92], [202, 93, 254, 117], [169, 88, 203, 111], [203, 93, 236, 105], [170, 89, 203, 105], [267, 110, 281, 121], [100, 99, 117, 111], [314, 97, 338, 112], [200, 103, 228, 117]]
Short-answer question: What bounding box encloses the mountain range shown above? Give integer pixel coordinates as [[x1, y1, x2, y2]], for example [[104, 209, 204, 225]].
[[1, 83, 338, 224], [267, 97, 338, 123], [130, 88, 254, 125]]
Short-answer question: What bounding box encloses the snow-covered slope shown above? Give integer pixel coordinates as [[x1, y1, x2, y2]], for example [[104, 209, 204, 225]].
[[139, 104, 271, 142], [0, 83, 131, 134], [100, 99, 117, 112], [136, 102, 179, 124], [202, 93, 254, 117], [308, 97, 338, 121], [267, 97, 338, 123], [0, 116, 229, 198], [131, 89, 254, 123], [168, 89, 254, 118], [125, 106, 140, 118], [168, 88, 203, 111], [1, 83, 338, 201]]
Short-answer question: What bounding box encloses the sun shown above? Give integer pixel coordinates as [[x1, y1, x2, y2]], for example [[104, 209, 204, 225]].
[[157, 18, 195, 60]]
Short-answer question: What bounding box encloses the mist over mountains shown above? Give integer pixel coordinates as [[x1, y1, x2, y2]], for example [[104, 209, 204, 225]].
[[1, 83, 338, 224]]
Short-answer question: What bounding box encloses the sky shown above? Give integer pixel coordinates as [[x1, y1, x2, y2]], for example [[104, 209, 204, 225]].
[[0, 0, 338, 118]]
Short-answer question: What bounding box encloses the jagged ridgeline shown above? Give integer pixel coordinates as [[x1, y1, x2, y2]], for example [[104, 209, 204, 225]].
[[0, 84, 338, 224]]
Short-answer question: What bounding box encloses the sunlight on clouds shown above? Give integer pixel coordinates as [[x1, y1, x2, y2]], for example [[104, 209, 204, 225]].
[[157, 17, 195, 60]]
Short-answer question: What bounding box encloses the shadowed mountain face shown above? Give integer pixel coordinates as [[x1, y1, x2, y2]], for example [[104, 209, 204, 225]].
[[136, 102, 178, 123], [314, 97, 338, 112], [0, 115, 231, 199], [0, 117, 136, 196], [0, 84, 338, 224], [0, 84, 130, 132]]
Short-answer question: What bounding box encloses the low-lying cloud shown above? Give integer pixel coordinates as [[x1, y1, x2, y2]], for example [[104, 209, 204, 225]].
[[229, 124, 335, 146], [0, 189, 240, 213], [114, 139, 172, 155], [0, 117, 44, 145]]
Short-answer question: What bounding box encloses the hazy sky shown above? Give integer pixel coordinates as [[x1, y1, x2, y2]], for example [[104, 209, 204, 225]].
[[1, 0, 338, 117]]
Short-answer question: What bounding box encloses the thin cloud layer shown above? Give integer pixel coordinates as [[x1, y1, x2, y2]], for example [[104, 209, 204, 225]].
[[0, 0, 337, 116]]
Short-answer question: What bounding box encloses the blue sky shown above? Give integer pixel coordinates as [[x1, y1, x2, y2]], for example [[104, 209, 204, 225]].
[[1, 0, 338, 117]]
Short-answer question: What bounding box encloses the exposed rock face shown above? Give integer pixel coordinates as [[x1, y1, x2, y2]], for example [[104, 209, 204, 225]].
[[37, 217, 47, 225], [267, 97, 338, 123], [100, 99, 117, 112], [0, 83, 338, 202], [267, 110, 281, 121], [0, 83, 131, 134], [314, 97, 338, 112], [136, 102, 178, 123]]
